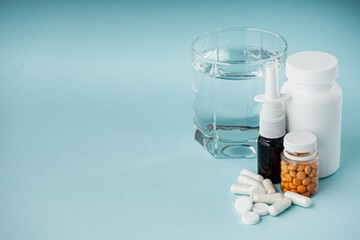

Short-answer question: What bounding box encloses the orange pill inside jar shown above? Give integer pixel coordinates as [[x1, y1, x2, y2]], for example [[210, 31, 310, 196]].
[[280, 131, 319, 196]]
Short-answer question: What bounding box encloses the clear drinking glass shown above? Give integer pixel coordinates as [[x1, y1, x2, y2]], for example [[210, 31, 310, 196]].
[[192, 27, 287, 158]]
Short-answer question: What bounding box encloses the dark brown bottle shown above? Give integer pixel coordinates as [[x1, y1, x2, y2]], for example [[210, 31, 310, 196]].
[[257, 135, 284, 184], [254, 63, 288, 183]]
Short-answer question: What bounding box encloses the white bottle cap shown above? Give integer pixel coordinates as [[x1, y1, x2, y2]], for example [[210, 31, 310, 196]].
[[283, 131, 317, 153], [286, 51, 338, 84]]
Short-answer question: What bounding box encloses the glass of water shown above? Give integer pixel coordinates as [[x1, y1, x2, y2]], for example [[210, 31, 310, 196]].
[[192, 27, 287, 158]]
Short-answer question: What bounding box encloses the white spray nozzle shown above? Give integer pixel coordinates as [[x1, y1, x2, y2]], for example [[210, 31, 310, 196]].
[[254, 62, 288, 103], [264, 62, 280, 99], [254, 62, 290, 139]]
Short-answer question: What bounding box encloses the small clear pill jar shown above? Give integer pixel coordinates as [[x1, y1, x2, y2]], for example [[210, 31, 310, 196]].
[[280, 131, 319, 196]]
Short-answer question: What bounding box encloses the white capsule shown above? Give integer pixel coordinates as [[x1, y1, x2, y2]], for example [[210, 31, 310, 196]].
[[284, 191, 312, 208], [237, 175, 262, 186], [269, 198, 292, 216], [231, 184, 251, 195], [240, 169, 264, 182], [253, 193, 283, 204], [249, 185, 266, 197], [262, 179, 276, 194]]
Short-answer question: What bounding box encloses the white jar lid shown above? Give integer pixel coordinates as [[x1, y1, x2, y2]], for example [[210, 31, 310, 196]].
[[284, 131, 317, 153], [286, 51, 338, 84]]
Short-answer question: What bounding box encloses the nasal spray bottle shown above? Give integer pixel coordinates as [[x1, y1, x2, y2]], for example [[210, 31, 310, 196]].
[[254, 63, 289, 183]]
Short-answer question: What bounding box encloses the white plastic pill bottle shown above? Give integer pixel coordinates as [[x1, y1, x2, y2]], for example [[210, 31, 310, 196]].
[[280, 51, 342, 178]]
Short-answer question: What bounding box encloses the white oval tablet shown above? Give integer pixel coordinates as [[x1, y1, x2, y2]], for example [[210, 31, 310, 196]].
[[235, 196, 253, 213], [249, 185, 266, 197], [252, 203, 269, 216], [241, 211, 260, 225]]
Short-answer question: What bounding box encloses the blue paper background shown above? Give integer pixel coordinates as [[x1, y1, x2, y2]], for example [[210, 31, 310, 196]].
[[0, 0, 359, 239]]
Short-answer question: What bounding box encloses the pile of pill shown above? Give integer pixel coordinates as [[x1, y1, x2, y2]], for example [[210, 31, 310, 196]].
[[280, 160, 318, 196], [231, 168, 312, 225]]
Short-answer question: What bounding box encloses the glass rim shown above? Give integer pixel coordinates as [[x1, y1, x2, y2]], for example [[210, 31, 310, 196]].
[[191, 27, 288, 66]]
